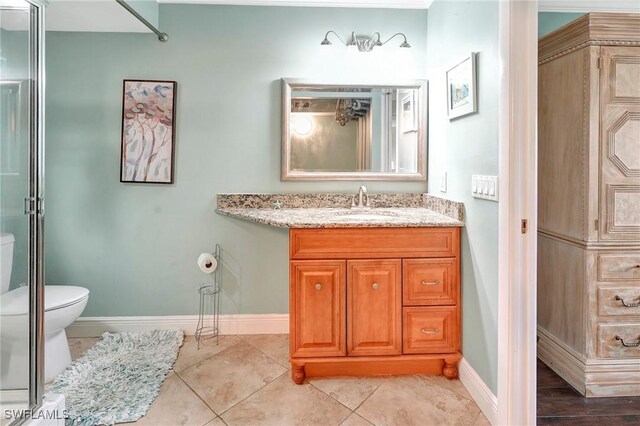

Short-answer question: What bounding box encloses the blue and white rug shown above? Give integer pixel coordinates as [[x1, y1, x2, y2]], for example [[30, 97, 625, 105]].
[[49, 329, 184, 426]]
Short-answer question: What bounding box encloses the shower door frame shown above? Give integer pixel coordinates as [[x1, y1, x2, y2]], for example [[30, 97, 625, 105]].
[[26, 0, 46, 415]]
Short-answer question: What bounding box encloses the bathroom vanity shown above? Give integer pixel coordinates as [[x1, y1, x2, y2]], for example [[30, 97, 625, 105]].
[[216, 192, 464, 383], [288, 227, 460, 383]]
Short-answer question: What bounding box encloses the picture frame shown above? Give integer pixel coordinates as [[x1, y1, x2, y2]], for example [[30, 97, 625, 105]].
[[401, 92, 417, 132], [446, 52, 477, 120], [120, 79, 177, 184]]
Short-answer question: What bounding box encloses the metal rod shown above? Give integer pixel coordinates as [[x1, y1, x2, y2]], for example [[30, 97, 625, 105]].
[[115, 0, 168, 42]]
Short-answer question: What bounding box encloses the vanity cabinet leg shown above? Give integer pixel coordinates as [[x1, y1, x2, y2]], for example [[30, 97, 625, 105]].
[[443, 358, 459, 379], [291, 363, 306, 384]]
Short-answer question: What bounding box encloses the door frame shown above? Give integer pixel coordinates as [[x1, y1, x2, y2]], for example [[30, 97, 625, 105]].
[[496, 0, 538, 424]]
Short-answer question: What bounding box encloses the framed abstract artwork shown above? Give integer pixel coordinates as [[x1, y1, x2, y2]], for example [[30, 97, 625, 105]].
[[120, 80, 177, 184], [446, 53, 477, 120]]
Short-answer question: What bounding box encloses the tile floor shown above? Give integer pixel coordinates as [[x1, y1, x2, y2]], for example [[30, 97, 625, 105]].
[[67, 334, 489, 426]]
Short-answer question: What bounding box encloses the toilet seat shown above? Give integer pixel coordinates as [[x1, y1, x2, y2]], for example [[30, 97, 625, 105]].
[[0, 285, 89, 316]]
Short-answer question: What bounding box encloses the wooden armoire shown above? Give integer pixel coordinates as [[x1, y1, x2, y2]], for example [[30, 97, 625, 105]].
[[537, 13, 640, 397]]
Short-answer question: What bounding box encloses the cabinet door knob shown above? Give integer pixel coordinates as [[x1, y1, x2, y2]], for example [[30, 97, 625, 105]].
[[421, 280, 440, 286], [315, 283, 322, 290], [421, 328, 440, 334], [372, 283, 380, 290]]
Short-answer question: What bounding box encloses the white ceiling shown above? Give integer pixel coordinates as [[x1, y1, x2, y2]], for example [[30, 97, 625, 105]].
[[46, 1, 151, 32], [538, 0, 640, 13], [1, 0, 434, 33], [2, 0, 638, 34], [1, 0, 151, 32], [158, 0, 434, 8]]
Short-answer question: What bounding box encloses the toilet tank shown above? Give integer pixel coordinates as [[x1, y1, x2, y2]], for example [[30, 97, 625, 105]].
[[0, 233, 15, 294]]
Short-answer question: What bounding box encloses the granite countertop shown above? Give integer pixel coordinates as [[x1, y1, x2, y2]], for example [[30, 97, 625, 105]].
[[216, 207, 463, 228], [215, 193, 464, 229]]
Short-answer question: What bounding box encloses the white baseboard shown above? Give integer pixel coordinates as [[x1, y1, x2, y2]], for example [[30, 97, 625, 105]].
[[66, 314, 289, 338], [459, 358, 498, 425]]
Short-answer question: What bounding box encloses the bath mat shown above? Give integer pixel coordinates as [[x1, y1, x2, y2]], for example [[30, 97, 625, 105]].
[[49, 329, 184, 426]]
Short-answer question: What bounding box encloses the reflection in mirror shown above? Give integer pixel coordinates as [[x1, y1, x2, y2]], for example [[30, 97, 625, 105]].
[[282, 80, 427, 181], [0, 0, 32, 415], [1, 81, 26, 176]]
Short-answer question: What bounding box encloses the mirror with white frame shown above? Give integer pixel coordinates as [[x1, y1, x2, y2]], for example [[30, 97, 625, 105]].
[[281, 79, 427, 181]]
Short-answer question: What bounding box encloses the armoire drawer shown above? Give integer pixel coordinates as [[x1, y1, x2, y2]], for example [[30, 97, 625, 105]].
[[598, 286, 640, 316], [597, 323, 640, 359], [598, 254, 640, 282], [403, 258, 457, 306], [402, 306, 458, 354]]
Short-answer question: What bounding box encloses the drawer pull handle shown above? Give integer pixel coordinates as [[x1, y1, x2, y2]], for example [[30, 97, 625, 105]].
[[421, 328, 440, 334], [615, 295, 640, 308], [372, 283, 380, 290], [315, 283, 322, 291], [421, 280, 440, 286], [615, 335, 640, 348]]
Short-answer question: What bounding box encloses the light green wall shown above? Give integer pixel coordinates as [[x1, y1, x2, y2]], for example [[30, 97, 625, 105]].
[[538, 12, 584, 37], [426, 0, 499, 394], [44, 5, 428, 317]]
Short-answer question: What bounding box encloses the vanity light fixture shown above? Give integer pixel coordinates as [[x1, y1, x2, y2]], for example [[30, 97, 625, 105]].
[[320, 30, 411, 52]]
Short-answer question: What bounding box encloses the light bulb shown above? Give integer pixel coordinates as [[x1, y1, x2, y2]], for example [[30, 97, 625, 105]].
[[292, 116, 313, 136]]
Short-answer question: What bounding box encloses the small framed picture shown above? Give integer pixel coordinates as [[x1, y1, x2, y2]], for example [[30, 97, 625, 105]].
[[446, 53, 477, 120], [401, 92, 417, 132], [120, 79, 177, 184]]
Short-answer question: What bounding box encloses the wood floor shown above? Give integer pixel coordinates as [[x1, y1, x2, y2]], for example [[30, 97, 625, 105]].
[[537, 360, 640, 425]]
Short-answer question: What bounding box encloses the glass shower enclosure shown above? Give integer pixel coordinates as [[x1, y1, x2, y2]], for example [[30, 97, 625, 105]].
[[0, 0, 45, 424]]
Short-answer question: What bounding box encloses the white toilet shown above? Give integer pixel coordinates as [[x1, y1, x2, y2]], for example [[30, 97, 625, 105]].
[[0, 233, 89, 388]]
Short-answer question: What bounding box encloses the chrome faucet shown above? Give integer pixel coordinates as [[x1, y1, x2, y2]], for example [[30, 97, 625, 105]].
[[351, 186, 371, 209]]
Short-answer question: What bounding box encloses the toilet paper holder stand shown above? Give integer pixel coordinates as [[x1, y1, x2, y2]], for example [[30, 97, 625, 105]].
[[195, 243, 221, 349]]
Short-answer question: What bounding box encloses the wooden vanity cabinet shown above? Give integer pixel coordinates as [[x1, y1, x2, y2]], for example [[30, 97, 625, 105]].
[[289, 227, 461, 384]]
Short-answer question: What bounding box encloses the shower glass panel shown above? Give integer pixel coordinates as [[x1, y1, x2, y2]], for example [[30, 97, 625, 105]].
[[0, 0, 45, 422]]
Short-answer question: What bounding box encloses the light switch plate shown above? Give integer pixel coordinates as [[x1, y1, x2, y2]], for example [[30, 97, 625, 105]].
[[440, 172, 447, 193], [471, 175, 499, 201]]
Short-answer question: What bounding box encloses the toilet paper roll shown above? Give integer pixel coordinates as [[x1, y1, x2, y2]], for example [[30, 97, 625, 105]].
[[197, 252, 218, 274]]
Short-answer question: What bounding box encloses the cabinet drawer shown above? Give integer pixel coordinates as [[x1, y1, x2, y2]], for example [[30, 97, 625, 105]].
[[403, 258, 457, 306], [290, 228, 459, 260], [402, 307, 459, 354], [598, 286, 640, 316], [598, 254, 640, 282], [597, 323, 640, 359]]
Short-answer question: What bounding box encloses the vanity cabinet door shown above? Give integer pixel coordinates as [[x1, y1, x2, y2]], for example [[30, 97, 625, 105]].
[[290, 260, 346, 358], [347, 260, 402, 356]]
